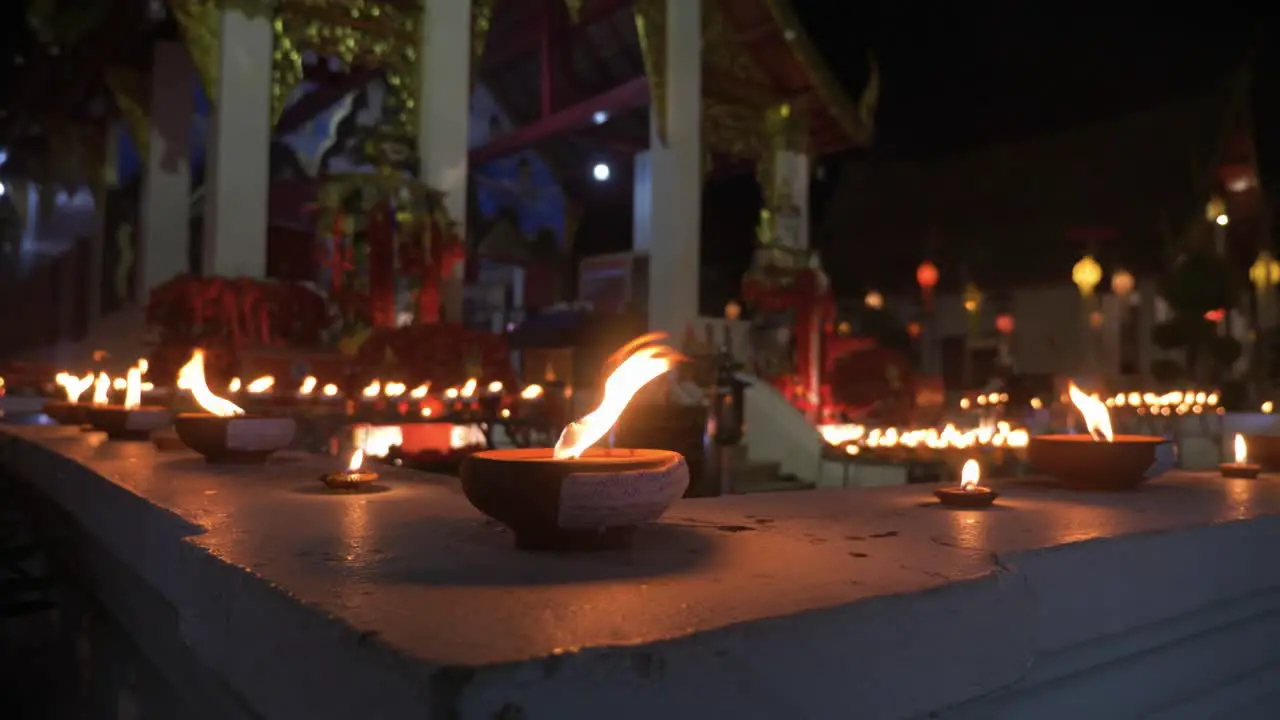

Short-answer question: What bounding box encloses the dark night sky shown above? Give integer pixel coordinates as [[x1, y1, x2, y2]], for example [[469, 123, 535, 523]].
[[792, 2, 1270, 161]]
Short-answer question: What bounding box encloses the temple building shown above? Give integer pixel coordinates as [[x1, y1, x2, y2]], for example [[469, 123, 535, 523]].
[[0, 0, 875, 360]]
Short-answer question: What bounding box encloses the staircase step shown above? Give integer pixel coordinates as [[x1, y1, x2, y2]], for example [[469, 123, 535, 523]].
[[733, 460, 815, 493]]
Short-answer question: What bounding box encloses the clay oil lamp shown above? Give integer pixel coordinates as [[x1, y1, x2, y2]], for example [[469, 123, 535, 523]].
[[320, 447, 380, 490], [88, 367, 174, 441], [462, 333, 690, 552], [934, 458, 998, 508], [1220, 433, 1261, 479], [172, 349, 297, 464], [44, 371, 95, 426], [1027, 383, 1166, 490]]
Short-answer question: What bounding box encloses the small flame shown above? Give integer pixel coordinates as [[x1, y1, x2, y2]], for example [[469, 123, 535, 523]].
[[960, 459, 981, 491], [520, 384, 543, 400], [137, 358, 148, 375], [384, 381, 407, 397], [347, 448, 365, 472], [228, 377, 242, 393], [58, 371, 95, 403], [1068, 382, 1113, 442], [362, 380, 381, 398], [299, 376, 317, 394], [322, 383, 339, 397], [410, 384, 429, 398], [112, 377, 127, 390], [123, 367, 142, 410], [92, 372, 111, 405], [461, 378, 478, 398], [445, 387, 459, 399], [553, 333, 684, 459], [176, 350, 245, 417], [1235, 433, 1248, 464], [246, 376, 274, 394], [487, 380, 504, 393]]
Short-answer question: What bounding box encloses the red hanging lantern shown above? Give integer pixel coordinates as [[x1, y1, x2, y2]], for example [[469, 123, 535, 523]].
[[916, 260, 939, 306], [995, 313, 1015, 335]]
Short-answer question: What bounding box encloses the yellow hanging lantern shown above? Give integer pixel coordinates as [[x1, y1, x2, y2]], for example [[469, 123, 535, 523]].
[[1249, 251, 1280, 291], [1072, 255, 1102, 296], [1205, 195, 1227, 223]]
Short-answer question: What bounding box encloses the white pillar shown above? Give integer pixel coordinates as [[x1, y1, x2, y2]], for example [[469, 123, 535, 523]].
[[137, 41, 194, 300], [637, 0, 701, 338], [203, 8, 273, 279], [418, 0, 472, 323]]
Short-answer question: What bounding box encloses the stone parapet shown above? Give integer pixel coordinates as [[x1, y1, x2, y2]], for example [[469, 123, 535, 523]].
[[3, 425, 1280, 718]]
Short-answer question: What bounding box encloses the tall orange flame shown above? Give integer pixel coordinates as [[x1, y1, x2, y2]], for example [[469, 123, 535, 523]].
[[960, 459, 981, 491], [1068, 382, 1113, 442], [57, 371, 95, 403], [92, 372, 110, 405], [552, 333, 685, 459], [176, 350, 245, 417], [123, 367, 142, 410]]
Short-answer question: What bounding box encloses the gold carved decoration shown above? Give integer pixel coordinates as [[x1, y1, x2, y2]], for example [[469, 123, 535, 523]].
[[701, 1, 770, 85], [761, 0, 874, 144], [272, 0, 420, 138], [105, 67, 151, 162], [633, 0, 666, 145], [472, 0, 498, 68], [564, 0, 583, 22], [702, 97, 764, 159], [166, 0, 222, 105]]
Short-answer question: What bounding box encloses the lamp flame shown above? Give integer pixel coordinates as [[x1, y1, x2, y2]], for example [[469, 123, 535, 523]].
[[176, 350, 245, 417], [520, 384, 543, 400], [58, 371, 95, 403], [347, 448, 365, 472], [299, 376, 317, 395], [246, 376, 274, 394], [552, 333, 685, 459], [487, 380, 503, 393], [362, 380, 381, 398], [228, 377, 242, 393], [1235, 433, 1248, 464], [1068, 382, 1113, 442], [92, 372, 110, 405], [960, 459, 981, 491], [123, 367, 142, 410], [410, 384, 429, 398], [461, 378, 478, 398]]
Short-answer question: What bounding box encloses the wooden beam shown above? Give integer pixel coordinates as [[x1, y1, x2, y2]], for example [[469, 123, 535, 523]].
[[471, 76, 649, 165]]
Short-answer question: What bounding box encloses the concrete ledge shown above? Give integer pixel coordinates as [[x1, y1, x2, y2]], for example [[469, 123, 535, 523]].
[[4, 425, 1280, 719]]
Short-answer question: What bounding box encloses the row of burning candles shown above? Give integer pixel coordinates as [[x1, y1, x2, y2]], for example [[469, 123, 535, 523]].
[[962, 389, 1223, 416], [819, 420, 1030, 452], [54, 366, 552, 416]]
